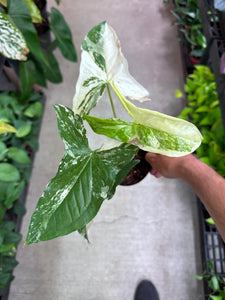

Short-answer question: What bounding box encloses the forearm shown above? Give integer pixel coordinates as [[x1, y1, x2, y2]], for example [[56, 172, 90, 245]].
[[179, 156, 225, 242]]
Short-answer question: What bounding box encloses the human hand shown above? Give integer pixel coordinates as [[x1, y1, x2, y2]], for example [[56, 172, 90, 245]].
[[145, 152, 194, 179]]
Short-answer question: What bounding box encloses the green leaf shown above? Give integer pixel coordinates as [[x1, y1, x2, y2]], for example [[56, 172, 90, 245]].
[[14, 120, 31, 138], [41, 51, 62, 83], [0, 203, 5, 223], [0, 108, 15, 123], [0, 163, 20, 182], [73, 22, 150, 115], [0, 271, 14, 291], [0, 256, 18, 273], [49, 7, 77, 62], [0, 181, 8, 200], [210, 296, 222, 300], [175, 89, 183, 98], [13, 200, 26, 216], [5, 180, 25, 208], [211, 275, 220, 292], [8, 0, 45, 63], [7, 147, 31, 164], [206, 217, 215, 225], [0, 11, 29, 60], [28, 54, 47, 87], [19, 60, 35, 100], [23, 102, 43, 118], [85, 89, 203, 157], [0, 121, 17, 135], [24, 0, 42, 23], [194, 275, 204, 280], [3, 231, 21, 245], [0, 243, 15, 253], [0, 93, 15, 106], [26, 105, 138, 244], [0, 222, 15, 232]]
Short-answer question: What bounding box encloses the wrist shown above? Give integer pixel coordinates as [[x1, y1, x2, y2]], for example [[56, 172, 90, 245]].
[[176, 154, 199, 180]]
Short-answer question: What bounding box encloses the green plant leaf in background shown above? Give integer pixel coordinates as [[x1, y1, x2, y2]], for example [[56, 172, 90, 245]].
[[19, 60, 35, 100], [175, 89, 183, 98], [5, 180, 25, 208], [41, 51, 62, 83], [49, 7, 77, 62], [0, 121, 17, 135], [73, 21, 150, 115], [0, 272, 14, 291], [7, 0, 45, 63], [23, 0, 42, 23], [14, 120, 31, 138], [0, 142, 6, 160], [0, 12, 29, 60], [23, 102, 43, 118], [0, 163, 20, 182], [0, 0, 42, 22], [7, 147, 31, 164], [206, 217, 215, 225], [26, 105, 138, 244]]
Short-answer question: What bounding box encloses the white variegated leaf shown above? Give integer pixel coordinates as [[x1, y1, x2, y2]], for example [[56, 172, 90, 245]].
[[85, 83, 203, 157], [0, 12, 29, 61], [73, 21, 150, 115]]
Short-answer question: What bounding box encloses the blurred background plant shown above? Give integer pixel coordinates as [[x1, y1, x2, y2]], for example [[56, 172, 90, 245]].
[[0, 0, 77, 293], [196, 261, 225, 299], [164, 0, 207, 63], [0, 0, 77, 98], [177, 65, 225, 177]]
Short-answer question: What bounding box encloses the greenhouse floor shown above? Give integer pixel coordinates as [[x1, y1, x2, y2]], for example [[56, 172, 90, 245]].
[[9, 0, 204, 299]]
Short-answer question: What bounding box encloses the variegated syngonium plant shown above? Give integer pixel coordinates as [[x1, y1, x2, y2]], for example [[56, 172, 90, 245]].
[[26, 21, 202, 245], [0, 0, 43, 61], [73, 21, 202, 157]]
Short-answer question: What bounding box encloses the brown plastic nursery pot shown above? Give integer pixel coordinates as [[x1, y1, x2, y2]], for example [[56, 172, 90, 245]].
[[120, 149, 151, 186]]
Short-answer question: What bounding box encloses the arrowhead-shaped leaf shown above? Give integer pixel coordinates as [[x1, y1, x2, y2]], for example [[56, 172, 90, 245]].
[[0, 12, 29, 60], [84, 87, 203, 157], [49, 7, 77, 62], [73, 21, 150, 115], [26, 105, 138, 244]]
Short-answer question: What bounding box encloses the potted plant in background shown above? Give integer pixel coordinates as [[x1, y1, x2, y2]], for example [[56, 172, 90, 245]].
[[0, 0, 77, 295], [25, 21, 203, 245], [0, 0, 77, 96]]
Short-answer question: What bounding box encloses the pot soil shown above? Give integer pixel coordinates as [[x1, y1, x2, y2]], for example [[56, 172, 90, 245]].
[[120, 149, 151, 186]]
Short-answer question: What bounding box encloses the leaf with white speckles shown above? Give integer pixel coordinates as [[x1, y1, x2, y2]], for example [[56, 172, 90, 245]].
[[26, 105, 138, 244], [73, 21, 150, 115], [0, 12, 29, 60], [85, 83, 202, 157]]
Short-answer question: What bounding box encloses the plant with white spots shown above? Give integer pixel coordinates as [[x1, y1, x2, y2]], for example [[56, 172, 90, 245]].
[[26, 21, 202, 244]]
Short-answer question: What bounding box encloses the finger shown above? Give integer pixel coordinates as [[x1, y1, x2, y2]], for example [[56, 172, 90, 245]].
[[150, 168, 157, 175], [150, 168, 162, 178], [145, 152, 158, 163], [155, 172, 162, 178]]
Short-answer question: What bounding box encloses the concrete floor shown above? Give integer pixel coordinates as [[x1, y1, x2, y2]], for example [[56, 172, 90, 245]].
[[9, 1, 204, 299]]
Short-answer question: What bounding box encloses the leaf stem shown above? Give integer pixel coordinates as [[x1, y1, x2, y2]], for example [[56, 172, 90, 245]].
[[107, 83, 117, 118]]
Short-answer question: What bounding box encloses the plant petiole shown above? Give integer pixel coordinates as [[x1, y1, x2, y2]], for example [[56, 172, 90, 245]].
[[106, 83, 117, 118]]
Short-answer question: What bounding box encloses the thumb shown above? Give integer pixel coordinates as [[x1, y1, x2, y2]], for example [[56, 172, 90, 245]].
[[145, 152, 158, 164]]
